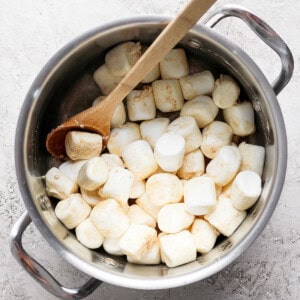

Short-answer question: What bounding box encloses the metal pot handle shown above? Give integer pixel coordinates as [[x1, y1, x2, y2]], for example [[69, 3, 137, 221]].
[[201, 4, 294, 95], [9, 212, 102, 299]]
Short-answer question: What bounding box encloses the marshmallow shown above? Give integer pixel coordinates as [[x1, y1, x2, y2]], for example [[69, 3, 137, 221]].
[[177, 149, 205, 180], [212, 74, 240, 109], [107, 122, 141, 157], [239, 142, 265, 176], [152, 79, 184, 112], [180, 96, 219, 128], [77, 157, 108, 191], [127, 87, 156, 121], [141, 47, 160, 83], [184, 176, 217, 215], [105, 41, 141, 77], [65, 131, 103, 160], [146, 173, 183, 206], [75, 218, 104, 249], [201, 121, 233, 159], [154, 132, 186, 172], [55, 194, 91, 229], [45, 167, 78, 200], [128, 204, 156, 228], [80, 188, 103, 207], [167, 116, 202, 153], [99, 167, 134, 205], [122, 140, 158, 179], [191, 219, 219, 254], [93, 64, 123, 95], [205, 194, 247, 237], [158, 203, 194, 233], [206, 145, 241, 186], [90, 198, 129, 238], [119, 224, 157, 260], [136, 193, 161, 220], [129, 177, 146, 199], [231, 170, 262, 210], [160, 48, 189, 79], [179, 70, 215, 100], [127, 239, 161, 265], [159, 230, 196, 267], [100, 153, 124, 171], [103, 237, 124, 256], [59, 159, 87, 183], [223, 101, 256, 136], [140, 118, 170, 149]]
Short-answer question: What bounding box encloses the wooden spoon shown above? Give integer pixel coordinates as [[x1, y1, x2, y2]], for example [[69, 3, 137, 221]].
[[46, 0, 216, 158]]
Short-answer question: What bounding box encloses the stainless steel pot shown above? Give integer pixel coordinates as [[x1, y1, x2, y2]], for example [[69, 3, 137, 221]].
[[10, 5, 293, 299]]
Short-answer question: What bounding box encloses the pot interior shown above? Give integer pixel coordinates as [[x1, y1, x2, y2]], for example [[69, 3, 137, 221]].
[[19, 19, 283, 288]]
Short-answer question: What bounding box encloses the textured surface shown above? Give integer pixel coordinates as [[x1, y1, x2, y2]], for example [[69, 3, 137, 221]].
[[0, 0, 299, 299]]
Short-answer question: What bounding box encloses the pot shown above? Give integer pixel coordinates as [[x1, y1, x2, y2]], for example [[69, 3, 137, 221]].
[[10, 5, 293, 299]]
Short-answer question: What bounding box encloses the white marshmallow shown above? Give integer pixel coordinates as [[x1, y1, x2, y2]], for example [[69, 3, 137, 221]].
[[177, 149, 205, 180], [231, 170, 262, 210], [179, 70, 215, 100], [136, 193, 161, 220], [90, 198, 129, 238], [184, 176, 217, 215], [59, 159, 87, 183], [127, 239, 161, 265], [205, 194, 247, 237], [45, 167, 78, 200], [159, 230, 196, 267], [77, 157, 108, 191], [119, 224, 157, 260], [127, 87, 156, 121], [201, 121, 233, 159], [180, 96, 219, 128], [157, 203, 194, 233], [152, 79, 184, 112], [103, 237, 124, 256], [223, 101, 256, 136], [105, 41, 141, 77], [80, 188, 104, 207], [146, 173, 183, 206], [212, 74, 240, 109], [141, 46, 160, 83], [154, 132, 186, 172], [140, 118, 170, 149], [167, 116, 202, 153], [128, 204, 156, 228], [100, 153, 124, 171], [191, 219, 219, 254], [239, 142, 265, 176], [206, 145, 241, 186], [107, 122, 141, 157], [93, 64, 123, 95], [55, 193, 91, 229], [122, 140, 158, 179], [65, 131, 103, 160], [99, 167, 134, 206], [75, 218, 104, 249], [129, 177, 146, 199], [160, 48, 189, 79]]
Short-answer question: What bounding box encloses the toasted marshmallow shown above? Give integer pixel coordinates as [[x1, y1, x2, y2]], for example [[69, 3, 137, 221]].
[[65, 131, 103, 160], [55, 194, 91, 229], [180, 96, 218, 128], [146, 173, 183, 206], [136, 193, 161, 220], [45, 167, 78, 200]]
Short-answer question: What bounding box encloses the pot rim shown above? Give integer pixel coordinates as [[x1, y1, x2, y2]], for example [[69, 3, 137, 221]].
[[14, 15, 287, 289]]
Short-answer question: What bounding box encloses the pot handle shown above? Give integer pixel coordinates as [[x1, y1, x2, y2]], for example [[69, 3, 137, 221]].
[[9, 212, 102, 299], [201, 4, 294, 95]]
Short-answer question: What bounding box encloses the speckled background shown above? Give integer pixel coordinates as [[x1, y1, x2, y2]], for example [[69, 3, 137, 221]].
[[1, 0, 299, 299]]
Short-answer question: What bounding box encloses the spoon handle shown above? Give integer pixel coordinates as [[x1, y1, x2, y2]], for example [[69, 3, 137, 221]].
[[100, 0, 216, 113]]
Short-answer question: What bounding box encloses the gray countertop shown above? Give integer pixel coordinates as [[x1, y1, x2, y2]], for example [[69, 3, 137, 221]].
[[1, 0, 299, 299]]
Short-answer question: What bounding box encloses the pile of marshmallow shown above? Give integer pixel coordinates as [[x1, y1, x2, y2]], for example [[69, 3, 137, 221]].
[[45, 41, 265, 268]]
